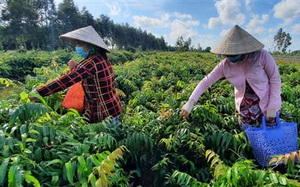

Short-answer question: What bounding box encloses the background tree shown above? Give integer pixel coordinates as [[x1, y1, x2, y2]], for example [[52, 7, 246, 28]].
[[1, 0, 40, 50], [47, 0, 59, 50], [95, 14, 113, 46], [57, 0, 81, 35], [0, 0, 169, 51], [274, 28, 292, 53], [175, 36, 191, 52], [197, 43, 202, 52], [204, 46, 211, 52]]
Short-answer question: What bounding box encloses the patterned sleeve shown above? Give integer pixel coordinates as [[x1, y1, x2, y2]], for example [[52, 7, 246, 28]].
[[36, 58, 98, 96]]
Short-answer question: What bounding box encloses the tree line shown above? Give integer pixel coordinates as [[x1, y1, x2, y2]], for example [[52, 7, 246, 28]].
[[0, 0, 294, 53], [0, 0, 170, 51]]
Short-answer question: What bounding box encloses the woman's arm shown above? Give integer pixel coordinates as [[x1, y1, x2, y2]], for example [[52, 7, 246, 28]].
[[36, 58, 97, 96], [261, 50, 282, 114], [181, 61, 225, 118]]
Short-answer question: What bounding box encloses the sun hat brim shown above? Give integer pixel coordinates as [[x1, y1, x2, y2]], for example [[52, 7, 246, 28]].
[[210, 25, 264, 55], [59, 25, 110, 52]]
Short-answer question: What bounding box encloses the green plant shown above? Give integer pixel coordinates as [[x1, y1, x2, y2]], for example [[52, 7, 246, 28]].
[[206, 150, 300, 186], [166, 170, 207, 187], [1, 51, 300, 186]]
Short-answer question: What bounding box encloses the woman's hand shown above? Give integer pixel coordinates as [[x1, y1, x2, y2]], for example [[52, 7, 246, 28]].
[[266, 108, 277, 125], [266, 108, 277, 122], [180, 99, 196, 119], [29, 89, 41, 102], [180, 109, 189, 119], [68, 60, 78, 69]]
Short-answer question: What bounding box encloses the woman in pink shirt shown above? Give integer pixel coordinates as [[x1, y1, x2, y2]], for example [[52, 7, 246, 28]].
[[181, 25, 282, 130]]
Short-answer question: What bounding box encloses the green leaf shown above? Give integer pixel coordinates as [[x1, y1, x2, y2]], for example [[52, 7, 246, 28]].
[[8, 165, 23, 187], [42, 126, 49, 136], [232, 166, 238, 186], [65, 161, 74, 184], [269, 173, 279, 184], [2, 145, 11, 157], [63, 142, 81, 146], [278, 176, 287, 185], [51, 175, 59, 186], [49, 128, 56, 142], [6, 137, 14, 151], [23, 148, 32, 154], [24, 171, 40, 187], [20, 124, 27, 135], [226, 168, 231, 184], [81, 181, 88, 187], [18, 142, 24, 151], [25, 138, 37, 143], [77, 156, 88, 183], [0, 158, 9, 185], [28, 92, 47, 106], [34, 148, 42, 162], [86, 157, 93, 174], [44, 150, 51, 160], [28, 129, 40, 135], [88, 173, 97, 187], [43, 136, 48, 145], [21, 133, 28, 142], [89, 155, 101, 166], [0, 131, 5, 147], [45, 159, 64, 167]]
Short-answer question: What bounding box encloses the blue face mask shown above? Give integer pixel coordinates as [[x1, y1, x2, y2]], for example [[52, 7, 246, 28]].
[[75, 47, 88, 58], [227, 54, 243, 63]]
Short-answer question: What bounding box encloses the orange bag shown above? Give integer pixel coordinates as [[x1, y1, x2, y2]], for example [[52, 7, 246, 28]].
[[62, 82, 84, 112]]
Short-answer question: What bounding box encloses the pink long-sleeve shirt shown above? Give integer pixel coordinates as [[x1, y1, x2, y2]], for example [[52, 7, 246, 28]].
[[189, 49, 282, 114]]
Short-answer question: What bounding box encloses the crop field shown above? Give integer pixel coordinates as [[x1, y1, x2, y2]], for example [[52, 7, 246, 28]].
[[1, 50, 300, 186]]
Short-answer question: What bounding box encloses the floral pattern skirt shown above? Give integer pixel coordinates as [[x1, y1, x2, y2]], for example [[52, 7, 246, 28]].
[[238, 81, 276, 130]]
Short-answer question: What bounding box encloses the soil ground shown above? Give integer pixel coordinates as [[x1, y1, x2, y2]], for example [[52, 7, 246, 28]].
[[274, 56, 300, 63]]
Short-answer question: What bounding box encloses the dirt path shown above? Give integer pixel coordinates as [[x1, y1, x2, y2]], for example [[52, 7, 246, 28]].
[[274, 56, 300, 62]]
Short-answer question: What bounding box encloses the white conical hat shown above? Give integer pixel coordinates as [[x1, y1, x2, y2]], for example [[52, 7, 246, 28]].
[[59, 25, 110, 51], [210, 25, 264, 55]]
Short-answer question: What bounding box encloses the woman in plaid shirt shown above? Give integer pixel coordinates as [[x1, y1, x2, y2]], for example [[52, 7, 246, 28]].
[[32, 26, 122, 123]]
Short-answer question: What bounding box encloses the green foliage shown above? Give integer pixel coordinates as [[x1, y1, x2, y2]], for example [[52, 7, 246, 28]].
[[0, 50, 73, 81], [9, 103, 50, 125], [63, 146, 128, 187], [278, 63, 298, 75], [109, 50, 143, 64], [1, 51, 300, 186], [269, 150, 300, 167], [166, 170, 207, 186], [205, 130, 241, 164], [206, 150, 300, 187]]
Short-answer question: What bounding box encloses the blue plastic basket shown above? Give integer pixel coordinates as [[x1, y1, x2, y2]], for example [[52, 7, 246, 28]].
[[245, 114, 298, 167]]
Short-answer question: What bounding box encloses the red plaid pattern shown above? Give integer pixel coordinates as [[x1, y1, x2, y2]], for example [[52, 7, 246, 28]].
[[37, 54, 122, 123]]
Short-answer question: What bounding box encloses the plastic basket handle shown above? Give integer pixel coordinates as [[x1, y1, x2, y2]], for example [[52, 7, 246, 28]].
[[261, 113, 281, 130]]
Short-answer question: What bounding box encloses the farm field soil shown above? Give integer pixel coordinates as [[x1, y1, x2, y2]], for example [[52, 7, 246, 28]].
[[274, 56, 300, 62]]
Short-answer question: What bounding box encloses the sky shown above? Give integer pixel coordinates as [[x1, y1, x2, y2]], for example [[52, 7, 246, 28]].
[[55, 0, 300, 52]]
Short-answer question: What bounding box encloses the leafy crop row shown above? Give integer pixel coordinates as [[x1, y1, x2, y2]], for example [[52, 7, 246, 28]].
[[1, 51, 300, 186]]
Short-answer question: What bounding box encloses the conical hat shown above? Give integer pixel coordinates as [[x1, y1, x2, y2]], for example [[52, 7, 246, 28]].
[[210, 25, 264, 55], [59, 25, 110, 51]]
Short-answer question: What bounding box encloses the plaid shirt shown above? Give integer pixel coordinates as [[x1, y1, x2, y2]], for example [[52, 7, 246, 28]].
[[37, 53, 122, 123]]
